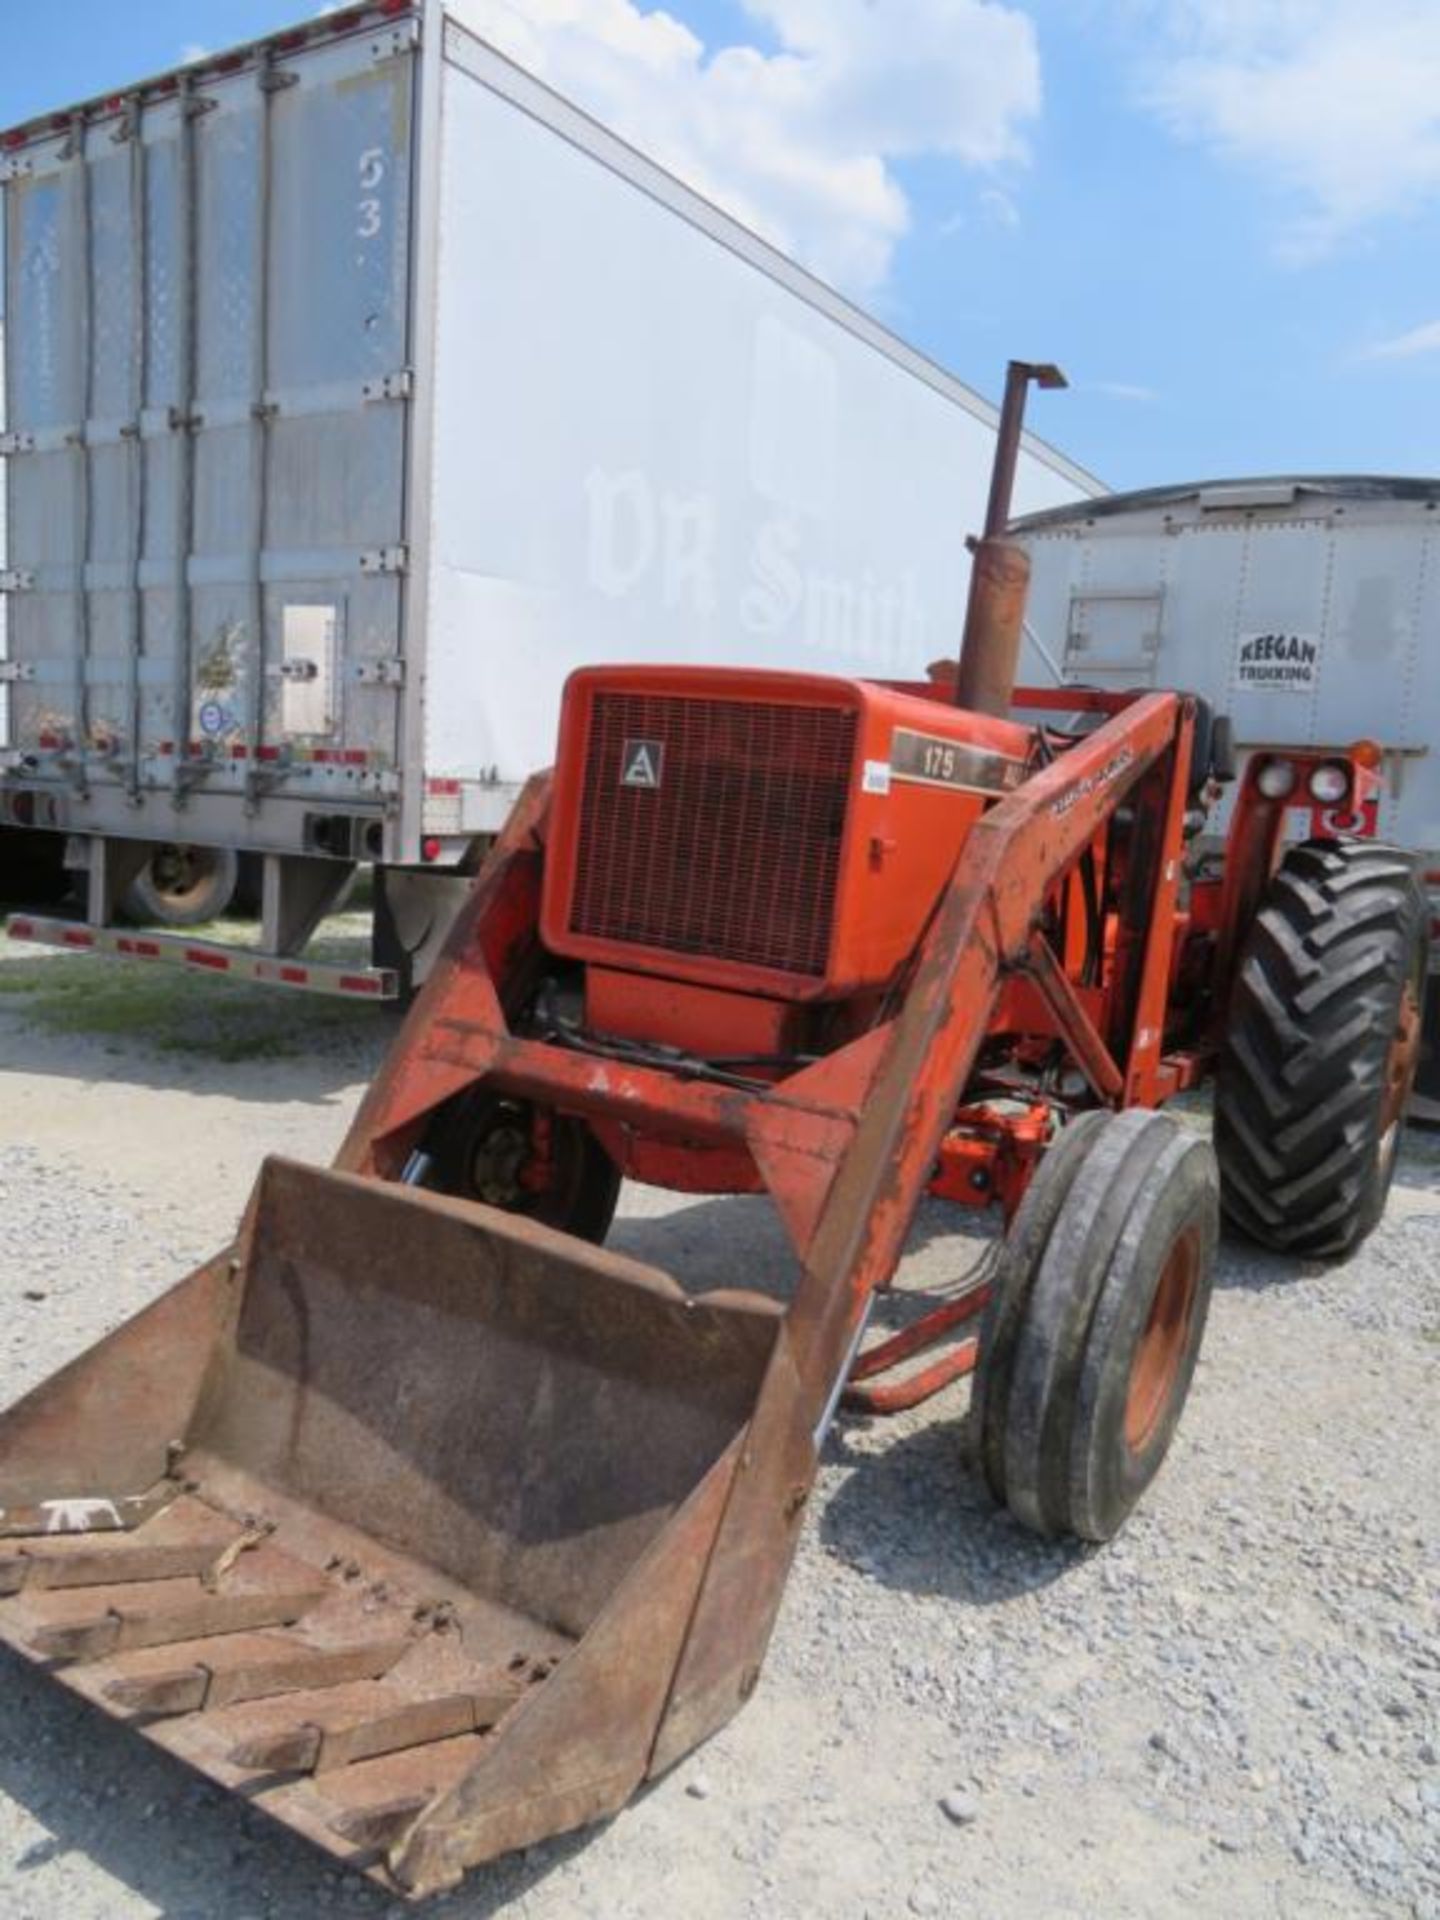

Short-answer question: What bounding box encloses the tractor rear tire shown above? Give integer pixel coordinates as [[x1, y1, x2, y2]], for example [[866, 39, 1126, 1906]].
[[1214, 839, 1426, 1259], [976, 1109, 1218, 1542]]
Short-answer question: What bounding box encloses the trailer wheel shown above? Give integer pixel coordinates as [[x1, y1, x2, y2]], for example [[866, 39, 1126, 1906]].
[[428, 1093, 621, 1245], [1214, 839, 1426, 1258], [977, 1109, 1218, 1542], [122, 843, 239, 927]]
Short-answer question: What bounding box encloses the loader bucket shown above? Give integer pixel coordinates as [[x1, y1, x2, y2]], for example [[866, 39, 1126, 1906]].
[[0, 1158, 786, 1896]]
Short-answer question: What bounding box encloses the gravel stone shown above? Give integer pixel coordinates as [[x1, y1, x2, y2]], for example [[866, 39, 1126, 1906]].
[[939, 1789, 980, 1826]]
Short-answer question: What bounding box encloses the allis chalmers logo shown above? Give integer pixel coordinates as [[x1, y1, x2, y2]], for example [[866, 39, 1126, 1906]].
[[1051, 745, 1136, 820], [1235, 631, 1319, 692], [620, 739, 664, 789]]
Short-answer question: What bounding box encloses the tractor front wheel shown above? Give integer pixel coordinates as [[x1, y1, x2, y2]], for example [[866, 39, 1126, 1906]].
[[1214, 839, 1426, 1259], [975, 1108, 1218, 1542]]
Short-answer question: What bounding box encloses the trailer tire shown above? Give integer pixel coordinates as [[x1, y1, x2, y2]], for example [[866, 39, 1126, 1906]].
[[428, 1093, 621, 1245], [979, 1110, 1217, 1542], [1214, 839, 1426, 1258], [122, 843, 240, 927]]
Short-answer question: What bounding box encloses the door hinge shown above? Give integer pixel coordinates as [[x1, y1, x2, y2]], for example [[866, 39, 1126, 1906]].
[[353, 658, 406, 688], [361, 368, 413, 403], [370, 19, 421, 62], [0, 570, 36, 594], [359, 546, 408, 576], [0, 431, 37, 456], [0, 661, 36, 682]]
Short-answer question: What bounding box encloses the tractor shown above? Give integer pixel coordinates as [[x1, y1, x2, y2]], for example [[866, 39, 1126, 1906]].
[[0, 365, 1422, 1896]]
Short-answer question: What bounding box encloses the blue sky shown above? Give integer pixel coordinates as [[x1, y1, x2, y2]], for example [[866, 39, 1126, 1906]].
[[4, 0, 1438, 490]]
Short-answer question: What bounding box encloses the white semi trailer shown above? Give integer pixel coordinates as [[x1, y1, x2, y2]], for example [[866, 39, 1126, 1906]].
[[1013, 475, 1440, 1112], [0, 0, 1099, 996]]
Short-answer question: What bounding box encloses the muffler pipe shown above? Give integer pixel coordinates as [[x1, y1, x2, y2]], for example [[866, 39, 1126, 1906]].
[[954, 359, 1068, 716]]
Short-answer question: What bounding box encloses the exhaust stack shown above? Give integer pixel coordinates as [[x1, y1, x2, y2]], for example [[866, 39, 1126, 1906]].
[[954, 359, 1068, 716]]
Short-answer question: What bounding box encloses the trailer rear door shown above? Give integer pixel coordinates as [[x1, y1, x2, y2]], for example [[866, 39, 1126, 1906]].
[[0, 18, 416, 809]]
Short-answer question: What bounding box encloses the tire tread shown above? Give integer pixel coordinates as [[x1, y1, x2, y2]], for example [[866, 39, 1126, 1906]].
[[1215, 837, 1425, 1258]]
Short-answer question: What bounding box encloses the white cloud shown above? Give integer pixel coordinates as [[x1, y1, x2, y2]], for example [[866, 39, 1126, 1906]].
[[1090, 380, 1160, 402], [1130, 2, 1440, 257], [1362, 320, 1440, 361], [979, 185, 1022, 228], [452, 0, 1040, 292]]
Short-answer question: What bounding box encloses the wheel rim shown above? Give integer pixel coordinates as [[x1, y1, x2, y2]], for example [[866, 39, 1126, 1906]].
[[1124, 1225, 1200, 1454], [151, 843, 215, 907], [463, 1102, 583, 1218], [1378, 978, 1423, 1172], [466, 1113, 532, 1207]]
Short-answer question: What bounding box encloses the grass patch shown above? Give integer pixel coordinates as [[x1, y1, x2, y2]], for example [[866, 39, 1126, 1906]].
[[0, 917, 379, 1060]]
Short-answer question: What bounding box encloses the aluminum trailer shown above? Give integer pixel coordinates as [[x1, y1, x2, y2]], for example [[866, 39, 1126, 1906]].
[[1012, 475, 1440, 1111], [0, 0, 1100, 997]]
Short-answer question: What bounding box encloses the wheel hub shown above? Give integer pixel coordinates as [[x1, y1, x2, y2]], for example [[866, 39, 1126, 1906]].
[[154, 846, 202, 895], [468, 1119, 532, 1208]]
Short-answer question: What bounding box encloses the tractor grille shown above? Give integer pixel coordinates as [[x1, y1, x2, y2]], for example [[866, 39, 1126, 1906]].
[[570, 692, 857, 978]]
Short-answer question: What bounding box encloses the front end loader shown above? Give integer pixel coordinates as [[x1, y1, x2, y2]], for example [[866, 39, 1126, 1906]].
[[0, 368, 1423, 1897]]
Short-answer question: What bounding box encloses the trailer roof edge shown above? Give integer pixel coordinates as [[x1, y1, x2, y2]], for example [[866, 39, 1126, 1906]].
[[1013, 473, 1440, 531]]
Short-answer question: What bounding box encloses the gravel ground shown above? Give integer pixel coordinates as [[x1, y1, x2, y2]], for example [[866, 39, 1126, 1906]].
[[0, 935, 1435, 1919]]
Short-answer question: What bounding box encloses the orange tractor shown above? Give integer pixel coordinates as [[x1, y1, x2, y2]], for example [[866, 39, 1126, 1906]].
[[0, 366, 1424, 1895]]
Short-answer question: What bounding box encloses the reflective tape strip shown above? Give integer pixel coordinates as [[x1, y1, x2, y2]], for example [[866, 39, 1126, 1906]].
[[5, 915, 397, 1001]]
